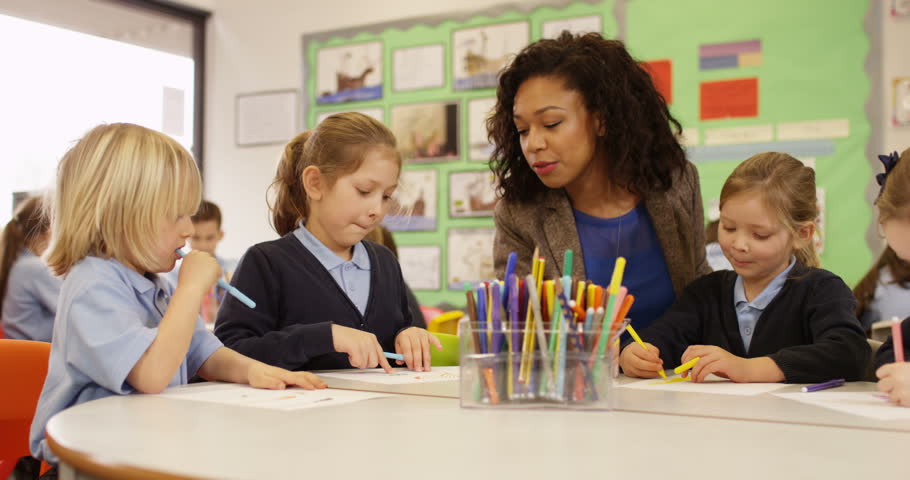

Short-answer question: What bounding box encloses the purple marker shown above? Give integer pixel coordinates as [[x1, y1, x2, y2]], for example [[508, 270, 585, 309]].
[[802, 378, 845, 393]]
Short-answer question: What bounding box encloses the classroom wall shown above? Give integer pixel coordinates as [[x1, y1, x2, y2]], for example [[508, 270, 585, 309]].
[[203, 0, 513, 261]]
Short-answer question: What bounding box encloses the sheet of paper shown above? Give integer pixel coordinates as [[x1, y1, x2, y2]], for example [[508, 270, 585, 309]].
[[619, 374, 787, 396], [773, 392, 910, 421], [318, 366, 460, 385], [700, 77, 758, 120], [158, 384, 390, 410], [776, 118, 849, 141], [397, 245, 441, 290], [704, 124, 773, 145]]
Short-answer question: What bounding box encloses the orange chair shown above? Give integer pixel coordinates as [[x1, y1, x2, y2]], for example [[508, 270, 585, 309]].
[[0, 339, 52, 478]]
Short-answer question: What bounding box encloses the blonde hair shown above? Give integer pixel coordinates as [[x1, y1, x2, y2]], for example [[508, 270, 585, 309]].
[[877, 147, 910, 223], [719, 152, 819, 267], [269, 112, 400, 236], [45, 123, 201, 276]]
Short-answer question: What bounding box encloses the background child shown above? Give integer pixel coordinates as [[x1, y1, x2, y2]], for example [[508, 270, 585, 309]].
[[705, 219, 733, 271], [620, 152, 869, 383], [872, 148, 910, 406], [853, 245, 910, 333], [168, 199, 238, 323], [1, 195, 61, 341], [215, 112, 441, 373], [364, 225, 425, 328], [30, 123, 325, 465]]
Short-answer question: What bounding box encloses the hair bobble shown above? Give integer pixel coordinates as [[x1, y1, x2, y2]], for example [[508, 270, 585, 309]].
[[876, 151, 900, 195]]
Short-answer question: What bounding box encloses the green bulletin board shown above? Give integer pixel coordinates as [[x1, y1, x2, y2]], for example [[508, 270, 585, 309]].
[[303, 0, 871, 309]]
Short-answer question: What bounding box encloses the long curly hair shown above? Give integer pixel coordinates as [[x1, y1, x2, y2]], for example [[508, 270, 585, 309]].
[[486, 31, 687, 204]]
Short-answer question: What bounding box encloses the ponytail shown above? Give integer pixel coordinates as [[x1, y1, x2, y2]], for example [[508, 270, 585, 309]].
[[269, 131, 312, 236], [0, 196, 49, 312]]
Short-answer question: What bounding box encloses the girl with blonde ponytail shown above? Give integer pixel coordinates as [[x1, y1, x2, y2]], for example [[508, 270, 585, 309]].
[[216, 112, 441, 374], [621, 152, 869, 384]]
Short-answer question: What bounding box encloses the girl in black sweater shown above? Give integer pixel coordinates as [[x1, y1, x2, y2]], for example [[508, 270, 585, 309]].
[[874, 148, 910, 405], [620, 152, 869, 383], [215, 113, 440, 373]]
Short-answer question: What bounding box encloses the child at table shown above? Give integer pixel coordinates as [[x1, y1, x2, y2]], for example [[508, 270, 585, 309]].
[[872, 149, 910, 406], [29, 123, 325, 465], [620, 152, 869, 383], [215, 112, 440, 373], [0, 195, 61, 341]]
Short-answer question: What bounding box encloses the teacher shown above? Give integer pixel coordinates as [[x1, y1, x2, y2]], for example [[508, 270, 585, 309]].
[[488, 32, 710, 330]]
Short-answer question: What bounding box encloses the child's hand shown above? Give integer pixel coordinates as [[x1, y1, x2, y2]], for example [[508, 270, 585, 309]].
[[331, 324, 393, 373], [619, 342, 663, 378], [177, 250, 221, 296], [876, 362, 910, 407], [247, 362, 326, 390], [681, 345, 751, 383], [394, 327, 443, 372]]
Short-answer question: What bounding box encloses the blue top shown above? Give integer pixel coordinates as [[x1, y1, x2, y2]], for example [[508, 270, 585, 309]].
[[733, 257, 796, 352], [573, 204, 675, 331], [1, 250, 62, 341], [30, 256, 222, 463], [859, 265, 910, 331], [706, 242, 733, 271], [293, 224, 371, 315]]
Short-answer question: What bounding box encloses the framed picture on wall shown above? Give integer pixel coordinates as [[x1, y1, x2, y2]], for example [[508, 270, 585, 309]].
[[447, 228, 495, 290], [453, 22, 529, 91], [383, 169, 437, 231], [468, 97, 496, 162], [448, 170, 499, 217], [235, 89, 299, 147], [397, 245, 441, 290], [315, 108, 384, 128], [389, 101, 460, 163], [315, 41, 383, 105], [393, 44, 445, 92], [541, 15, 602, 39]]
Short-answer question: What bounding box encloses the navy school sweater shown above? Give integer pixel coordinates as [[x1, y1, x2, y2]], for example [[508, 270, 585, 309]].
[[874, 316, 910, 369], [631, 262, 870, 383], [214, 234, 414, 371]]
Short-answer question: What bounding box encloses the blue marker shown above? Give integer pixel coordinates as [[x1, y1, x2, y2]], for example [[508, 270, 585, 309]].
[[175, 249, 256, 309], [384, 352, 404, 361], [503, 252, 517, 305]]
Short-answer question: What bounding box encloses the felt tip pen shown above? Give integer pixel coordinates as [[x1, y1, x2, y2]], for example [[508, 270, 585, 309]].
[[801, 378, 845, 393], [384, 352, 405, 361]]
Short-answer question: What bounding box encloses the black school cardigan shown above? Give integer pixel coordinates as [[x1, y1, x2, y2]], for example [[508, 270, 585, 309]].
[[874, 316, 910, 369], [632, 263, 870, 383], [214, 234, 414, 371]]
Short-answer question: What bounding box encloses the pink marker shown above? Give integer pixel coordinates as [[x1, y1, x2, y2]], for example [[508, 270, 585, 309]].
[[892, 317, 904, 363]]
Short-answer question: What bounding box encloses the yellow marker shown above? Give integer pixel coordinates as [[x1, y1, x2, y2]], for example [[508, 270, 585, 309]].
[[625, 324, 668, 380], [674, 356, 701, 375], [649, 377, 691, 385]]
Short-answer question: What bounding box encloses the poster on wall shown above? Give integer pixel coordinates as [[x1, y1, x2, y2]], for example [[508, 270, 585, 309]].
[[390, 101, 460, 163], [449, 171, 499, 217], [383, 169, 437, 231], [893, 77, 910, 126], [316, 42, 382, 105], [315, 108, 384, 127], [453, 22, 529, 90], [397, 246, 441, 290], [541, 15, 602, 39], [468, 97, 496, 161], [393, 44, 445, 92], [447, 228, 495, 289]]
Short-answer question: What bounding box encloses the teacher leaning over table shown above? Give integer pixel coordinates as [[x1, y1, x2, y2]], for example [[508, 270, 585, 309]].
[[487, 32, 710, 331]]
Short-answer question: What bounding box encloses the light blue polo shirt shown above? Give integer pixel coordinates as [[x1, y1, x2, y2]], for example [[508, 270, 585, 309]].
[[1, 250, 62, 341], [293, 224, 371, 315], [30, 256, 222, 463], [733, 257, 796, 352]]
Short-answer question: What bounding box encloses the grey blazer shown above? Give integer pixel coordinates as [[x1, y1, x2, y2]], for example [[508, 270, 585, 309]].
[[493, 161, 711, 296]]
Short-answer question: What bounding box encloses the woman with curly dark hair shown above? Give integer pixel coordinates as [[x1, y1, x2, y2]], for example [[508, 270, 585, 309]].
[[488, 32, 710, 330]]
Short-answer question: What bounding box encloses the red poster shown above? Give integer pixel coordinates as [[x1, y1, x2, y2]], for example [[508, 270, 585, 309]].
[[700, 77, 758, 120], [642, 59, 673, 105]]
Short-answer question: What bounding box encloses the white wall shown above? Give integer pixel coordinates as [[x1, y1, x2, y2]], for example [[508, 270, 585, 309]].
[[204, 0, 511, 259]]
